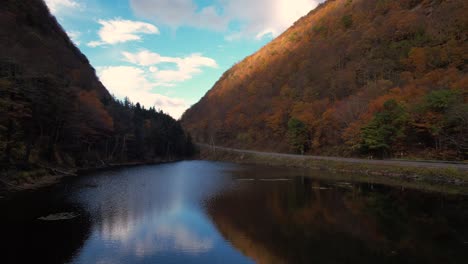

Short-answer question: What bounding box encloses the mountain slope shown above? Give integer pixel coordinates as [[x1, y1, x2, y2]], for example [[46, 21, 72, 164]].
[[182, 0, 467, 159], [0, 0, 193, 184]]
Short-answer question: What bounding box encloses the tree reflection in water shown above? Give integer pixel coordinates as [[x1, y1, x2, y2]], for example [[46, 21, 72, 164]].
[[207, 175, 468, 264], [1, 162, 466, 264]]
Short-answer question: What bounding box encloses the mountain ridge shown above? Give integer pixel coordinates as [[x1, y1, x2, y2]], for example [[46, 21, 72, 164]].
[[182, 0, 467, 160], [0, 0, 193, 186]]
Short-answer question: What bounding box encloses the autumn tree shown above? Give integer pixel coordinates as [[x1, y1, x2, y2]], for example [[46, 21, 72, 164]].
[[178, 0, 467, 159], [414, 89, 467, 157]]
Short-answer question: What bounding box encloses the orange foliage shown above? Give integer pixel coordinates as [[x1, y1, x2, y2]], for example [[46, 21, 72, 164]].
[[406, 48, 427, 75], [78, 90, 114, 134], [181, 0, 468, 158]]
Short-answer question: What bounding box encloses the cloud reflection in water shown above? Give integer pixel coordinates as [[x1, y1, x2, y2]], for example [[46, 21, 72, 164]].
[[69, 162, 249, 264]]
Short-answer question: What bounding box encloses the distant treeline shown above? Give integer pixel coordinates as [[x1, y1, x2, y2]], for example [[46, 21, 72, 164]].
[[0, 0, 194, 181], [0, 60, 194, 172]]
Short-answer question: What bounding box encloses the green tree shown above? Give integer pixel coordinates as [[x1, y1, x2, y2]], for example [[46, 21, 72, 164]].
[[444, 103, 468, 158], [341, 14, 353, 29], [420, 89, 466, 156], [360, 100, 408, 157], [425, 89, 458, 112], [287, 118, 308, 154]]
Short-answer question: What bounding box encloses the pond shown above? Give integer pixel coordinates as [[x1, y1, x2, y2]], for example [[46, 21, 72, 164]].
[[1, 161, 467, 264]]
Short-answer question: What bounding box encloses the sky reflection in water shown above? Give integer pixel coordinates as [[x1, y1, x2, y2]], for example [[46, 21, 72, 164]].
[[2, 161, 466, 264], [69, 161, 253, 264]]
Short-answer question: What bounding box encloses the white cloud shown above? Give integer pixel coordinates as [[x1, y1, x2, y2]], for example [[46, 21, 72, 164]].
[[255, 28, 276, 40], [87, 41, 104, 48], [122, 50, 176, 66], [129, 0, 227, 30], [98, 66, 188, 118], [130, 0, 323, 39], [123, 50, 218, 85], [97, 50, 216, 117], [88, 19, 159, 47], [45, 0, 80, 13], [67, 30, 81, 45]]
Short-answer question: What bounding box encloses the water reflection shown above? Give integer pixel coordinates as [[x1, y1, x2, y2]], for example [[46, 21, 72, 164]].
[[1, 161, 467, 264], [69, 161, 253, 264], [0, 188, 91, 264], [208, 171, 468, 264]]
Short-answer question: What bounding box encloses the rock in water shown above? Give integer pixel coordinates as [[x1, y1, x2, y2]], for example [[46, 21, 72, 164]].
[[38, 212, 79, 221]]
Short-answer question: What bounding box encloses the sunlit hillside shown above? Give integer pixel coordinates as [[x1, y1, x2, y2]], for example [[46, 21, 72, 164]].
[[182, 0, 467, 160]]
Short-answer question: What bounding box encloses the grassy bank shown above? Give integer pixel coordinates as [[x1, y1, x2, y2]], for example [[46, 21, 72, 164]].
[[0, 168, 62, 193], [0, 159, 180, 194], [198, 146, 468, 195]]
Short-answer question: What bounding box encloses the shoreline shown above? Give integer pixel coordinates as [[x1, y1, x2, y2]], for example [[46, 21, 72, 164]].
[[197, 145, 468, 195], [0, 159, 181, 196], [2, 147, 467, 196]]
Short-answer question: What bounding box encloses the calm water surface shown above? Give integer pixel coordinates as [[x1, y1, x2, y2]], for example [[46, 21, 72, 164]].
[[1, 161, 467, 264]]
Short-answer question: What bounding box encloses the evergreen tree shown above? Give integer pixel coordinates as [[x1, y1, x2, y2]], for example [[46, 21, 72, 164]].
[[287, 118, 308, 154], [360, 100, 408, 157]]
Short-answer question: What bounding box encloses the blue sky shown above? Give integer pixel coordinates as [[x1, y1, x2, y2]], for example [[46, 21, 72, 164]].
[[45, 0, 321, 118]]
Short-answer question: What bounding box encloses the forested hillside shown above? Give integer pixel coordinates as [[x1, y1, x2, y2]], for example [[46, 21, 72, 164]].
[[0, 0, 193, 183], [182, 0, 467, 160]]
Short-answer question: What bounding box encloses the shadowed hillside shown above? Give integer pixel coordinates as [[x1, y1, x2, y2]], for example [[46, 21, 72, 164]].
[[182, 0, 467, 160], [0, 0, 193, 185]]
